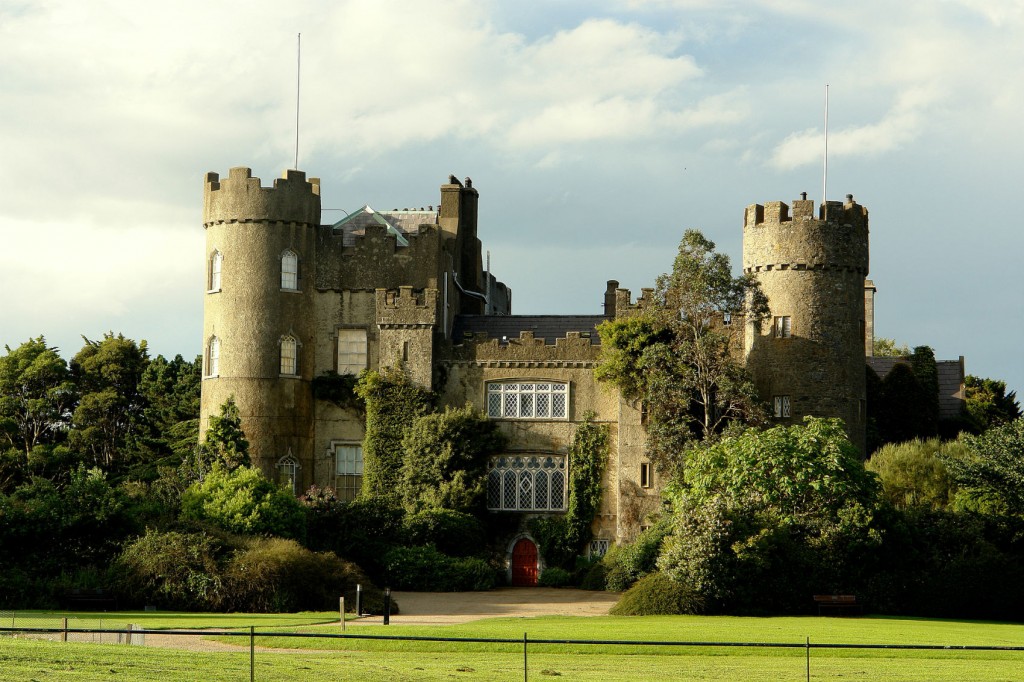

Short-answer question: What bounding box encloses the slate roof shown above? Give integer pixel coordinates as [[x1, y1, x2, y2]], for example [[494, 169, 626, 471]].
[[452, 315, 607, 345], [867, 356, 966, 419], [331, 205, 438, 247]]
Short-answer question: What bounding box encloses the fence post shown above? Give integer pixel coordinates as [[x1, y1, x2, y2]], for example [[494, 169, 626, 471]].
[[61, 617, 68, 643], [356, 584, 362, 616], [806, 636, 810, 681], [340, 597, 345, 632], [126, 624, 132, 645], [523, 632, 528, 682], [383, 588, 391, 626], [250, 625, 255, 682]]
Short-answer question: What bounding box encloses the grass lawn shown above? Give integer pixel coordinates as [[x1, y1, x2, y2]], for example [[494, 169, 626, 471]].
[[6, 610, 341, 630], [3, 613, 1024, 680]]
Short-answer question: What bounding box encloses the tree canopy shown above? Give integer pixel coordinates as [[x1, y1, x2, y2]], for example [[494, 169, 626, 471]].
[[596, 229, 768, 473]]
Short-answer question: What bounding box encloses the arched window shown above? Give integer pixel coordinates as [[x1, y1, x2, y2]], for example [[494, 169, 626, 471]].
[[487, 455, 567, 511], [281, 250, 298, 290], [206, 336, 220, 377], [208, 250, 222, 292], [280, 336, 298, 375], [276, 452, 300, 495]]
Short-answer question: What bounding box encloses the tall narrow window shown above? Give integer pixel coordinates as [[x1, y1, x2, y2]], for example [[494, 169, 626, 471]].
[[206, 336, 220, 377], [281, 250, 298, 290], [774, 395, 791, 418], [208, 250, 222, 292], [280, 336, 298, 375], [337, 329, 367, 375], [335, 444, 363, 502], [277, 453, 299, 495], [640, 462, 652, 489], [773, 315, 792, 338]]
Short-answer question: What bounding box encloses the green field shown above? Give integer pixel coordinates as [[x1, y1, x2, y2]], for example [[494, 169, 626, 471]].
[[3, 613, 1024, 681]]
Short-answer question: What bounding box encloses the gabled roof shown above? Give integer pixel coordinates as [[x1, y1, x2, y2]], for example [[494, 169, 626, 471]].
[[452, 315, 606, 346], [867, 356, 966, 419], [331, 205, 438, 247]]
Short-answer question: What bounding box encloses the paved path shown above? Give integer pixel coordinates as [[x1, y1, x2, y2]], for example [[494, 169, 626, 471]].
[[142, 588, 620, 652]]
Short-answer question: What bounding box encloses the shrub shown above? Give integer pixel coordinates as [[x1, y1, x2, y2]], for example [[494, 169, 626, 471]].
[[603, 520, 671, 591], [609, 572, 704, 615], [181, 465, 306, 541], [865, 438, 958, 510], [303, 495, 406, 580], [383, 545, 496, 591], [538, 567, 573, 587], [403, 509, 485, 557], [223, 537, 373, 612], [113, 530, 226, 611], [579, 560, 608, 591]]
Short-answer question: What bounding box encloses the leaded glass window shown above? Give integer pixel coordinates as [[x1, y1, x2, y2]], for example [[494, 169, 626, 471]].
[[487, 455, 568, 511], [486, 382, 569, 420], [280, 336, 298, 375], [281, 250, 298, 290]]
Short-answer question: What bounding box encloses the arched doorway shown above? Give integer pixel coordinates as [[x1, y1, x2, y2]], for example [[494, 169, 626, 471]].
[[511, 537, 539, 586]]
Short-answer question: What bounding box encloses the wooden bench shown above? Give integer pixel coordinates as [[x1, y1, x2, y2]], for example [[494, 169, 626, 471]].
[[813, 594, 861, 616], [63, 588, 118, 611]]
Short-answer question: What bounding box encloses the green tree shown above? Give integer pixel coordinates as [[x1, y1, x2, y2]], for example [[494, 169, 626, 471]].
[[596, 229, 768, 472], [196, 395, 250, 474], [657, 418, 881, 613], [181, 465, 306, 540], [865, 438, 960, 510], [68, 333, 150, 473], [398, 404, 505, 513], [355, 369, 432, 500], [136, 354, 202, 473], [964, 375, 1022, 432], [942, 418, 1024, 516], [0, 338, 76, 483], [873, 337, 911, 357]]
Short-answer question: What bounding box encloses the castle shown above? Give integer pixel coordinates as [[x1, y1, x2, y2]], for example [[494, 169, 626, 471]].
[[199, 166, 962, 585]]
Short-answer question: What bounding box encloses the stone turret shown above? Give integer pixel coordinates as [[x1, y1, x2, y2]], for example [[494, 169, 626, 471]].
[[742, 193, 870, 452], [201, 167, 321, 488]]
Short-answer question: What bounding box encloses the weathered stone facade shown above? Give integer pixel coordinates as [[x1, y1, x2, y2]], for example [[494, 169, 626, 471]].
[[200, 168, 959, 580]]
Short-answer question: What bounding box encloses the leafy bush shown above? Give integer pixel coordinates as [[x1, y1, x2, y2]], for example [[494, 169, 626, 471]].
[[383, 545, 496, 591], [865, 438, 957, 510], [302, 494, 406, 579], [579, 560, 608, 591], [113, 530, 226, 610], [538, 567, 572, 587], [181, 465, 306, 541], [222, 537, 372, 612], [609, 572, 704, 615], [403, 508, 485, 557], [603, 520, 671, 591]]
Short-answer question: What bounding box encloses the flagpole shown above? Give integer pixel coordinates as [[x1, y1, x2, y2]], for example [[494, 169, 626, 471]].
[[822, 83, 829, 217], [294, 33, 301, 170]]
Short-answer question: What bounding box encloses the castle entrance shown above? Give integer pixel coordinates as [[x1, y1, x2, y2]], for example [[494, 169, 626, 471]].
[[511, 538, 538, 586]]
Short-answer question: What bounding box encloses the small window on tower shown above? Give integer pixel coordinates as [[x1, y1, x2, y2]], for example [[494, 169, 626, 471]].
[[773, 395, 791, 418], [281, 250, 298, 290], [208, 250, 222, 292], [640, 462, 652, 489], [206, 336, 220, 377], [280, 336, 298, 376], [773, 315, 792, 338]]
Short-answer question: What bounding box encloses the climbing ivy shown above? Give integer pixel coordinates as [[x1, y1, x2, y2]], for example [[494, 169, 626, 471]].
[[311, 371, 365, 416], [354, 369, 432, 501], [529, 413, 609, 567]]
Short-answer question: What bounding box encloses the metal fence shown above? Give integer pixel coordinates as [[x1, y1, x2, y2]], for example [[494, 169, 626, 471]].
[[0, 612, 144, 645], [2, 624, 1024, 681]]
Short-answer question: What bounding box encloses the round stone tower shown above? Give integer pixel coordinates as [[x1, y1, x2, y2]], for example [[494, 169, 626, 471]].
[[200, 167, 320, 488], [742, 194, 869, 453]]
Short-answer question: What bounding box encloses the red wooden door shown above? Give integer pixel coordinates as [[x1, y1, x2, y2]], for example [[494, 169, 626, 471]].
[[511, 538, 538, 586]]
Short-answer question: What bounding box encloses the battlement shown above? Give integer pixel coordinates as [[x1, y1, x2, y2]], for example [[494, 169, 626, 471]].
[[744, 194, 868, 231], [204, 167, 321, 228], [376, 286, 438, 327], [451, 330, 600, 366], [613, 287, 657, 319]]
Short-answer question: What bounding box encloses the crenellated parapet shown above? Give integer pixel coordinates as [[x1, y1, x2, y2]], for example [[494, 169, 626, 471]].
[[315, 222, 444, 291], [204, 167, 321, 228], [450, 331, 600, 367], [613, 287, 656, 319], [743, 195, 868, 276], [376, 286, 438, 327]]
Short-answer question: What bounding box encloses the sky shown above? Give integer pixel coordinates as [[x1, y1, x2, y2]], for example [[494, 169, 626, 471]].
[[1, 0, 1022, 398]]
